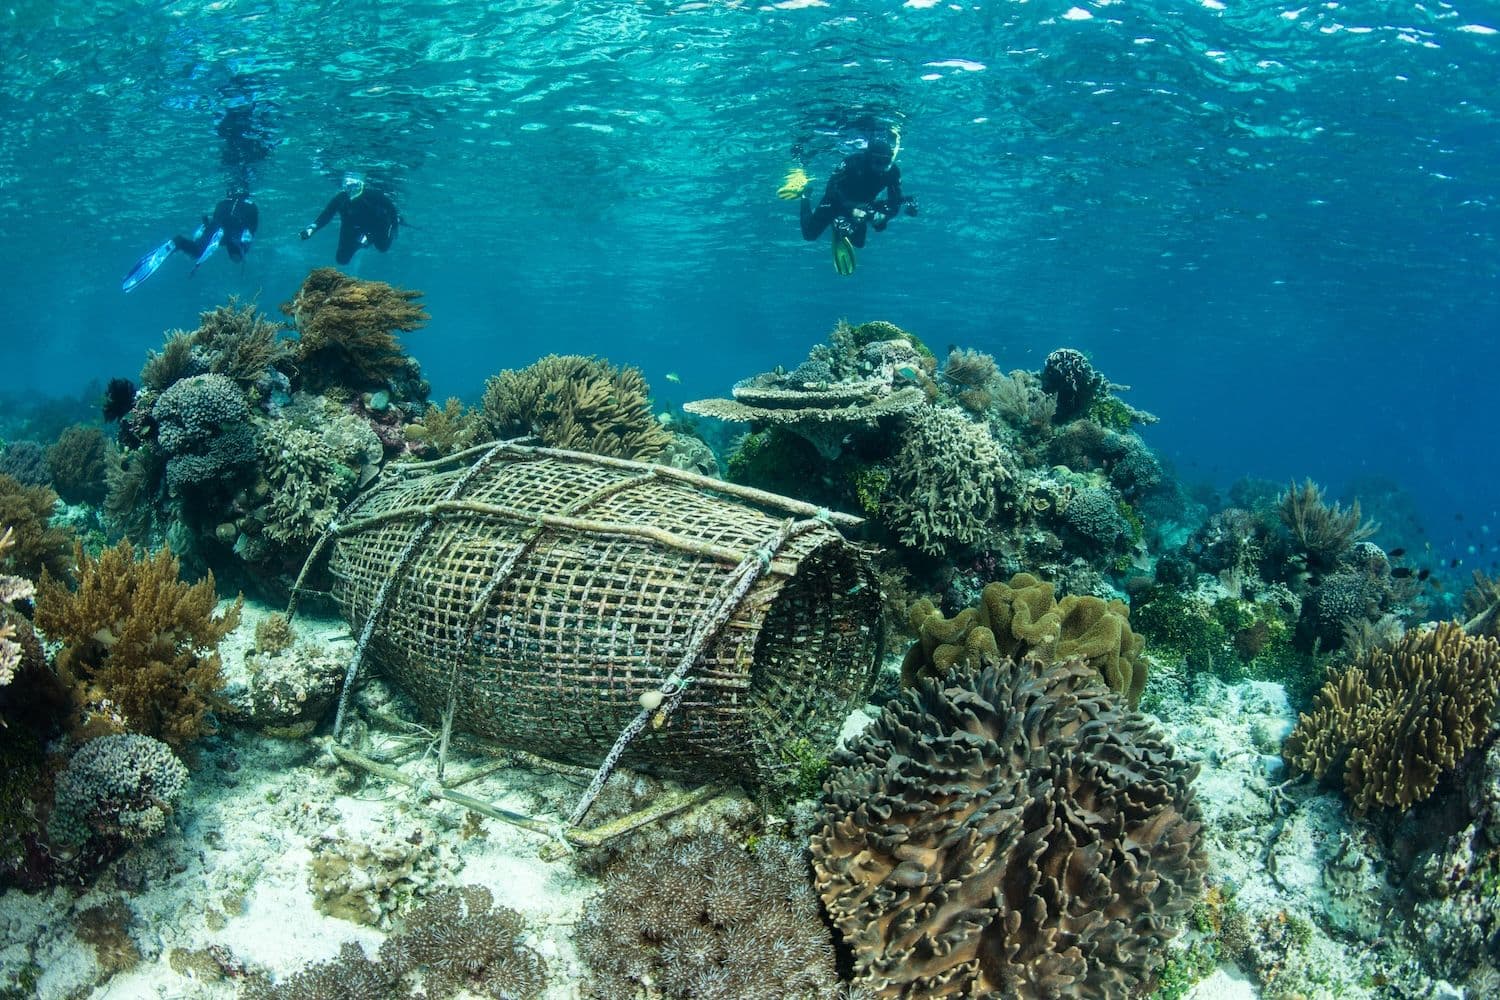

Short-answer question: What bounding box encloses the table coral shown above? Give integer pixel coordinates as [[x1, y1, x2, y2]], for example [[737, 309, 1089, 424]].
[[1283, 620, 1500, 815], [34, 540, 241, 748], [812, 657, 1204, 998]]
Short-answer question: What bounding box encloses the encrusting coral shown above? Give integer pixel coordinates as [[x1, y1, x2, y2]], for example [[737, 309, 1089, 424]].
[[0, 474, 76, 583], [34, 540, 241, 748], [480, 353, 671, 460], [575, 834, 838, 1000], [903, 572, 1149, 706], [812, 657, 1204, 999], [1283, 621, 1500, 815], [281, 267, 429, 391]]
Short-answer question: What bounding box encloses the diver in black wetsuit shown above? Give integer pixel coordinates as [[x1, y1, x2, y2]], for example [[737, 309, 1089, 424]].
[[300, 175, 400, 265], [121, 87, 275, 293], [781, 136, 917, 275]]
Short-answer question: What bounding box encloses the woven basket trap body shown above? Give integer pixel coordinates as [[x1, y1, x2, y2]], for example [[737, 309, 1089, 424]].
[[327, 448, 882, 787]]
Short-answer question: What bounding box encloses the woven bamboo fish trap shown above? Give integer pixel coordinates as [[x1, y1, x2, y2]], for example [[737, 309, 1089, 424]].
[[306, 441, 882, 795]]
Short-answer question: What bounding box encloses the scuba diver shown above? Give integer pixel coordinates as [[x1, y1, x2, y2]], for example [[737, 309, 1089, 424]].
[[121, 190, 259, 293], [121, 85, 275, 293], [300, 174, 400, 265], [779, 132, 918, 276]]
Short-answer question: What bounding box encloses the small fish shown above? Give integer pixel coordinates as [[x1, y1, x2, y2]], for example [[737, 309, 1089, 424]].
[[1450, 557, 1462, 568], [1417, 568, 1431, 581], [664, 372, 681, 383], [1389, 547, 1406, 558], [1391, 567, 1414, 579]]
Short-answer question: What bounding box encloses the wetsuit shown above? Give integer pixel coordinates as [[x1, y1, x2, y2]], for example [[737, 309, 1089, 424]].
[[305, 188, 399, 264], [174, 195, 258, 263], [801, 155, 904, 248]]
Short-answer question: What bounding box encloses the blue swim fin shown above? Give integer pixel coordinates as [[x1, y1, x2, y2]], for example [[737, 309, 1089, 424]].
[[188, 227, 223, 276], [121, 240, 177, 293]]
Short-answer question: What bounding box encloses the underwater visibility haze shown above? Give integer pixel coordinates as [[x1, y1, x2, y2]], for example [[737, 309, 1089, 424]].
[[3, 2, 1500, 999]]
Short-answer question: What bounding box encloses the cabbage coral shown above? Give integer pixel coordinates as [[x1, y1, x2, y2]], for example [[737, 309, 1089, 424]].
[[813, 657, 1203, 998]]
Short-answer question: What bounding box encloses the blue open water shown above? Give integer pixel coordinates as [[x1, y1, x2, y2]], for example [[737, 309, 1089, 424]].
[[2, 0, 1497, 568]]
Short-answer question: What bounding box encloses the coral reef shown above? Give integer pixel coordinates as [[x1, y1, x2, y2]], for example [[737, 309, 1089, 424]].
[[282, 268, 429, 391], [245, 886, 546, 1000], [1278, 478, 1378, 573], [44, 424, 112, 506], [308, 823, 448, 928], [151, 373, 258, 495], [0, 474, 75, 582], [903, 572, 1148, 706], [479, 353, 671, 460], [0, 440, 49, 486], [255, 419, 359, 548], [47, 732, 187, 847], [408, 396, 482, 457], [0, 527, 36, 687], [941, 347, 998, 412], [34, 540, 241, 748], [1039, 347, 1108, 421], [812, 657, 1204, 998], [1284, 621, 1500, 814], [575, 833, 838, 1000], [881, 406, 1014, 556]]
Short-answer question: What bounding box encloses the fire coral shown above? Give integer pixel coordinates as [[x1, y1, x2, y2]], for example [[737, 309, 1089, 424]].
[[34, 541, 242, 748]]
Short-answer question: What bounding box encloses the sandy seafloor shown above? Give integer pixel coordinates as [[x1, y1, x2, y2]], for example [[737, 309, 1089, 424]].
[[0, 600, 1481, 1000]]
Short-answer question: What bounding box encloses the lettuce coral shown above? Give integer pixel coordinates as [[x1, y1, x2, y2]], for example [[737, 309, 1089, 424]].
[[479, 353, 671, 460], [1283, 621, 1500, 815], [34, 540, 241, 748], [903, 572, 1149, 706], [813, 657, 1203, 998]]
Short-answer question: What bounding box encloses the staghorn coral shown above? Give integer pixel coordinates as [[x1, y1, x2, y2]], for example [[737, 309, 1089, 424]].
[[48, 732, 187, 847], [282, 267, 429, 391], [151, 373, 258, 495], [1283, 621, 1500, 815], [45, 424, 113, 506], [575, 834, 837, 1000], [0, 440, 50, 486], [0, 474, 75, 582], [881, 406, 1014, 556], [480, 353, 671, 460], [813, 657, 1204, 999], [902, 571, 1148, 706], [34, 540, 241, 748], [1277, 479, 1378, 572]]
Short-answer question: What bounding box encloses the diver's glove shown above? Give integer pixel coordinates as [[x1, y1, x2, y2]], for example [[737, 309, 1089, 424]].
[[777, 167, 810, 200], [299, 226, 316, 240]]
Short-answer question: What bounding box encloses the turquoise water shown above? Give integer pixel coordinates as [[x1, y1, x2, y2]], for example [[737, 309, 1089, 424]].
[[2, 0, 1496, 562]]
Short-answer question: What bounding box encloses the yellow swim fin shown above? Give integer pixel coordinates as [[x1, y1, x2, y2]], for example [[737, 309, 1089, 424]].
[[832, 235, 856, 276], [778, 167, 810, 200]]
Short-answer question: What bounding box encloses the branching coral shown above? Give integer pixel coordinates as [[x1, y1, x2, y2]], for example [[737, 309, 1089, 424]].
[[480, 354, 671, 460], [576, 834, 838, 1000], [34, 540, 241, 748], [0, 526, 35, 687], [411, 396, 482, 456], [187, 298, 289, 390], [1277, 479, 1378, 572], [282, 268, 429, 391], [902, 572, 1148, 706], [45, 425, 113, 506], [0, 474, 75, 582], [1283, 621, 1500, 815], [813, 657, 1204, 999], [248, 886, 546, 1000], [48, 733, 188, 846], [881, 406, 1015, 556], [256, 420, 360, 548]]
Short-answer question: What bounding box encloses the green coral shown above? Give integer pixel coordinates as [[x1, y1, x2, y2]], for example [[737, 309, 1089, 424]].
[[1088, 395, 1137, 433], [257, 420, 360, 548], [1134, 589, 1321, 693], [848, 465, 891, 517], [881, 406, 1013, 556], [1149, 940, 1219, 1000]]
